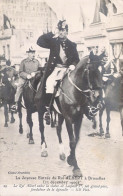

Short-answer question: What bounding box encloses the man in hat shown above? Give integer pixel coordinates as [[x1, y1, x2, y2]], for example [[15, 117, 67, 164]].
[[36, 20, 80, 114], [11, 47, 41, 111]]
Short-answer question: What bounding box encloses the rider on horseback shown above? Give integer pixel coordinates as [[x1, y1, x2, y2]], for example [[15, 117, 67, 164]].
[[36, 20, 80, 122], [11, 47, 41, 111]]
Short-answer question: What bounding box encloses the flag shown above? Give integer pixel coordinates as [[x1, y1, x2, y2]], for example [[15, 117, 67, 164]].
[[93, 0, 101, 23], [112, 2, 117, 13], [3, 14, 11, 29], [99, 0, 108, 16], [99, 0, 117, 16], [79, 5, 86, 30]]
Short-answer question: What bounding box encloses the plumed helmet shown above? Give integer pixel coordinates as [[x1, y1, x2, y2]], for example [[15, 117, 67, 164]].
[[57, 20, 68, 32]]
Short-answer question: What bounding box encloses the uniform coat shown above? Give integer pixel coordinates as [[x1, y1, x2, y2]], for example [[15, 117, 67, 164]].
[[19, 57, 41, 79], [37, 32, 80, 77]]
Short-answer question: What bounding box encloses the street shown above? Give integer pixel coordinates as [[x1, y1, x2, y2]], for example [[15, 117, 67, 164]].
[[0, 107, 123, 196]]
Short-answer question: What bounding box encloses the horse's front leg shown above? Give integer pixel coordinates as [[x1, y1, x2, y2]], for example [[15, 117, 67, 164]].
[[27, 110, 34, 144], [65, 117, 82, 177], [120, 106, 123, 136], [99, 106, 105, 136], [57, 114, 65, 160], [3, 103, 9, 127], [38, 108, 48, 157], [10, 107, 15, 123], [18, 102, 23, 134], [105, 107, 111, 138]]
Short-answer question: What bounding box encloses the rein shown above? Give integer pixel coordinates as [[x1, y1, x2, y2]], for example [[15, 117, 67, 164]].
[[68, 70, 92, 98], [59, 68, 93, 105], [28, 81, 37, 93]]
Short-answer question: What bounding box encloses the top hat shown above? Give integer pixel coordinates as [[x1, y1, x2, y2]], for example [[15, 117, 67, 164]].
[[57, 20, 68, 31], [26, 47, 35, 53]]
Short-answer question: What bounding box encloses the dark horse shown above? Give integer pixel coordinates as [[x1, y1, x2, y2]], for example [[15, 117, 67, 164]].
[[54, 55, 103, 177], [99, 64, 123, 138], [18, 71, 48, 156], [0, 70, 16, 127]]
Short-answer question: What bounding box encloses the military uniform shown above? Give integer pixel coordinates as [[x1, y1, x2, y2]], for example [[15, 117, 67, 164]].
[[37, 32, 79, 75], [15, 57, 41, 102], [37, 32, 79, 93]]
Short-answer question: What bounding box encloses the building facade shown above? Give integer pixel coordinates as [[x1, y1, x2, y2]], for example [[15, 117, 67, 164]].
[[0, 0, 57, 65]]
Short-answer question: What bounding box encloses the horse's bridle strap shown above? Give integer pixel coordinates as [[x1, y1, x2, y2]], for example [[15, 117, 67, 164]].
[[68, 72, 90, 94], [28, 81, 37, 93]]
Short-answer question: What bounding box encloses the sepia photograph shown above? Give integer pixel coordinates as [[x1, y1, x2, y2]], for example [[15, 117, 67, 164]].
[[0, 0, 123, 195]]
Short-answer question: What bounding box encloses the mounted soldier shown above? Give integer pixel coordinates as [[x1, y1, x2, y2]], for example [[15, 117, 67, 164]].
[[11, 47, 41, 111], [36, 20, 80, 120]]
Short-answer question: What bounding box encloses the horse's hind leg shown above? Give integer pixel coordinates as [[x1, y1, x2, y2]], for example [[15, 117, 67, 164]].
[[18, 102, 23, 134], [38, 108, 48, 157], [57, 114, 65, 160], [105, 107, 111, 138], [10, 111, 15, 123], [3, 103, 8, 127], [120, 107, 123, 136], [99, 106, 105, 136], [27, 110, 34, 144], [66, 118, 82, 177]]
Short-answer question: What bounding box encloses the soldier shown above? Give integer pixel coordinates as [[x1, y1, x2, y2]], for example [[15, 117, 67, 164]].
[[36, 20, 80, 118], [11, 47, 41, 111]]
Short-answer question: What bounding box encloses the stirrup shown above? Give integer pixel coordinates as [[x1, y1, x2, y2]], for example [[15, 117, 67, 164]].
[[10, 105, 18, 112]]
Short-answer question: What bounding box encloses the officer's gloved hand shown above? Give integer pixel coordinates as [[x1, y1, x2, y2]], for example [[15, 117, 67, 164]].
[[31, 72, 36, 77], [27, 74, 32, 80], [68, 65, 75, 71], [8, 78, 11, 81]]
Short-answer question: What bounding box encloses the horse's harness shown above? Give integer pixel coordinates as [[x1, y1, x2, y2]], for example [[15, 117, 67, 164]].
[[61, 67, 97, 104], [28, 81, 37, 93], [60, 66, 102, 118]]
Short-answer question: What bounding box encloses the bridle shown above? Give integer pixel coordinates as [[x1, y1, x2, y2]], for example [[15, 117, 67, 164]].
[[68, 68, 96, 99], [28, 81, 37, 93]]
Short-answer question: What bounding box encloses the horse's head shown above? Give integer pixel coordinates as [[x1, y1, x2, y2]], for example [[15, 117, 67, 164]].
[[77, 56, 103, 104], [0, 69, 12, 86], [27, 70, 43, 91]]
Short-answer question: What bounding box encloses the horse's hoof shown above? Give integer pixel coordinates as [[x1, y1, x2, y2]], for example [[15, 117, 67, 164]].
[[4, 123, 8, 127], [10, 119, 15, 123], [73, 168, 83, 177], [27, 133, 30, 138], [19, 129, 23, 134], [59, 153, 66, 161], [105, 133, 110, 138], [99, 133, 104, 137], [67, 155, 74, 166], [99, 129, 104, 135], [41, 150, 48, 157], [29, 139, 34, 144]]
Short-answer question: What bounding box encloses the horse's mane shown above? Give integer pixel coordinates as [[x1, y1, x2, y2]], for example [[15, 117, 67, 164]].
[[75, 55, 89, 70]]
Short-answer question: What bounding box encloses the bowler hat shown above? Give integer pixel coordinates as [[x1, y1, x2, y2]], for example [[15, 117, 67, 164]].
[[57, 20, 68, 31], [26, 47, 35, 53]]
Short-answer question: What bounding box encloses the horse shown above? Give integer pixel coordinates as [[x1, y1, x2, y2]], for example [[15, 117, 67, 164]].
[[0, 69, 16, 127], [53, 55, 104, 177], [18, 70, 48, 156], [98, 60, 123, 138]]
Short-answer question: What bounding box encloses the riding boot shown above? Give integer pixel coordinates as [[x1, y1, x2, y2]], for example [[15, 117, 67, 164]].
[[44, 93, 52, 125], [49, 80, 60, 111]]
